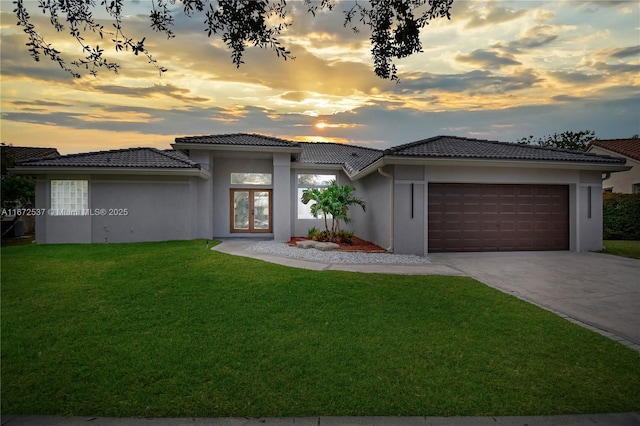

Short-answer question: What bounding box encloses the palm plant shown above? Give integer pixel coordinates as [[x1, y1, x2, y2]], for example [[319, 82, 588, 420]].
[[301, 180, 366, 242]]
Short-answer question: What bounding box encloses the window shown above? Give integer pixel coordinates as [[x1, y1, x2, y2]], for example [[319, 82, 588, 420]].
[[297, 174, 336, 219], [230, 173, 271, 185], [633, 183, 640, 194], [50, 180, 88, 215]]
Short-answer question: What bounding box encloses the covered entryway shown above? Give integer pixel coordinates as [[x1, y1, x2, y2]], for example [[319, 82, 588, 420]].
[[230, 189, 272, 233], [428, 183, 569, 252]]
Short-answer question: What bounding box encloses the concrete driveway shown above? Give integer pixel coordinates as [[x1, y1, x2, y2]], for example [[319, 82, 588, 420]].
[[428, 251, 640, 348]]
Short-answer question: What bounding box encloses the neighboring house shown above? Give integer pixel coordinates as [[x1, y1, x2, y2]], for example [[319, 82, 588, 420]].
[[1, 146, 60, 167], [586, 139, 640, 194], [12, 134, 628, 254], [1, 145, 60, 236]]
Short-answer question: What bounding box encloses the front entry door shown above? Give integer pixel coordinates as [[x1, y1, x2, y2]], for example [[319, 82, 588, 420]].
[[230, 189, 272, 233]]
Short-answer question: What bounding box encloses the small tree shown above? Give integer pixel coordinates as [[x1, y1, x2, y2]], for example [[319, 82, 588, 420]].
[[301, 180, 366, 242], [1, 144, 36, 237], [516, 130, 596, 151]]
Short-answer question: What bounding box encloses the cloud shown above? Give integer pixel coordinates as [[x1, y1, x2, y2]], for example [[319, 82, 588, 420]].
[[463, 1, 528, 29], [494, 25, 562, 54], [399, 69, 541, 95], [455, 49, 521, 69], [280, 91, 309, 102], [93, 83, 210, 103], [551, 95, 583, 102], [606, 45, 640, 59], [548, 71, 604, 85], [591, 62, 640, 74], [10, 100, 72, 108], [323, 95, 640, 146]]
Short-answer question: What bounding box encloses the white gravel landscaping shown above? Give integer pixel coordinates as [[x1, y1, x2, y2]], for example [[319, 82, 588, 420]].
[[252, 240, 431, 264]]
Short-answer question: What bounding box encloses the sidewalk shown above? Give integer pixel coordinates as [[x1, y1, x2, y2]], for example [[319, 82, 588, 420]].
[[3, 413, 640, 426], [210, 238, 464, 275]]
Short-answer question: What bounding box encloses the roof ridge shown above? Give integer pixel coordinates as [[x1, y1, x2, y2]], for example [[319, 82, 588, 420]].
[[384, 135, 512, 153], [174, 132, 301, 147], [384, 135, 442, 153], [247, 132, 300, 146], [151, 147, 199, 168], [592, 138, 640, 142], [1, 145, 59, 151], [390, 135, 606, 156], [16, 147, 154, 164], [297, 140, 383, 153]]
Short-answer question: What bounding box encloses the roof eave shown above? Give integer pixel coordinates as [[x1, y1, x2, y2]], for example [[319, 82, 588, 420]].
[[10, 166, 211, 179], [382, 156, 630, 172], [346, 157, 386, 181], [171, 143, 303, 154], [291, 163, 344, 170], [586, 145, 640, 163]]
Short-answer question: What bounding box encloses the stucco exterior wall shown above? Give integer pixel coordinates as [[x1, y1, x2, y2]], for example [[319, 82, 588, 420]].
[[34, 175, 197, 244], [392, 165, 426, 255], [388, 164, 605, 255], [211, 153, 275, 239], [189, 150, 214, 239], [90, 178, 195, 243], [35, 176, 92, 244], [350, 169, 391, 251], [577, 171, 604, 251], [273, 153, 291, 242]]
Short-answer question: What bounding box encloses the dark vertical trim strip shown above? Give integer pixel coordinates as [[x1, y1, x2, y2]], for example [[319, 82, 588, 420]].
[[411, 183, 414, 219], [587, 186, 592, 219]]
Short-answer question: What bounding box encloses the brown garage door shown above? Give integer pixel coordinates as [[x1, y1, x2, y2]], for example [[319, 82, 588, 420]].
[[428, 184, 569, 252]]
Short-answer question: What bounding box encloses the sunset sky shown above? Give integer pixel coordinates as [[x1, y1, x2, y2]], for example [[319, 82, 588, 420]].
[[1, 1, 639, 155]]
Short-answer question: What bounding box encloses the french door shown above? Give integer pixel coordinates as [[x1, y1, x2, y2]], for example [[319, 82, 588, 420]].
[[230, 189, 272, 233]]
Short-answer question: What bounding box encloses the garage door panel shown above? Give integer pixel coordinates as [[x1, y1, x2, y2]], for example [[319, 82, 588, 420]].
[[428, 183, 569, 252]]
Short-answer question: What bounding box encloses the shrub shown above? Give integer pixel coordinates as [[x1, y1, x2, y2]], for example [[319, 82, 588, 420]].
[[603, 193, 640, 240], [307, 227, 319, 240], [336, 230, 354, 245]]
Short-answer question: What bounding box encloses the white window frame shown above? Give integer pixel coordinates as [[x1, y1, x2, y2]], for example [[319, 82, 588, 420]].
[[230, 173, 272, 185], [297, 173, 336, 220]]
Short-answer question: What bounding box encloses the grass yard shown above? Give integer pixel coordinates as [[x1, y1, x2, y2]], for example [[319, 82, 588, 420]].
[[600, 240, 640, 259], [2, 240, 639, 418]]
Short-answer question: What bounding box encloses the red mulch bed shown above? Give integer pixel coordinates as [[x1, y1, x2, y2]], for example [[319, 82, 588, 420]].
[[286, 236, 387, 253]]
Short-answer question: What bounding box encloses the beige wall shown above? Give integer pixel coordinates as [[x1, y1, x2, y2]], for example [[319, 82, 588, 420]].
[[587, 146, 639, 193]]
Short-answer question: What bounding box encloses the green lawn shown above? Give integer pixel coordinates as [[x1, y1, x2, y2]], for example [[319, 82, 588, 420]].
[[2, 240, 639, 417], [600, 240, 640, 259]]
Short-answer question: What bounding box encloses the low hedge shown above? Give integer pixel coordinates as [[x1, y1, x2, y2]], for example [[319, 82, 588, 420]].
[[603, 193, 640, 240]]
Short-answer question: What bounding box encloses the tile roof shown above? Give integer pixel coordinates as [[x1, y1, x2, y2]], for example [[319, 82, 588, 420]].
[[298, 142, 384, 174], [16, 147, 200, 169], [174, 133, 300, 148], [385, 135, 626, 164], [1, 146, 60, 162], [588, 139, 640, 161]]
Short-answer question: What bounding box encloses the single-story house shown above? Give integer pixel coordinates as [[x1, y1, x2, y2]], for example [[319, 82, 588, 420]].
[[586, 139, 640, 194], [13, 134, 629, 254]]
